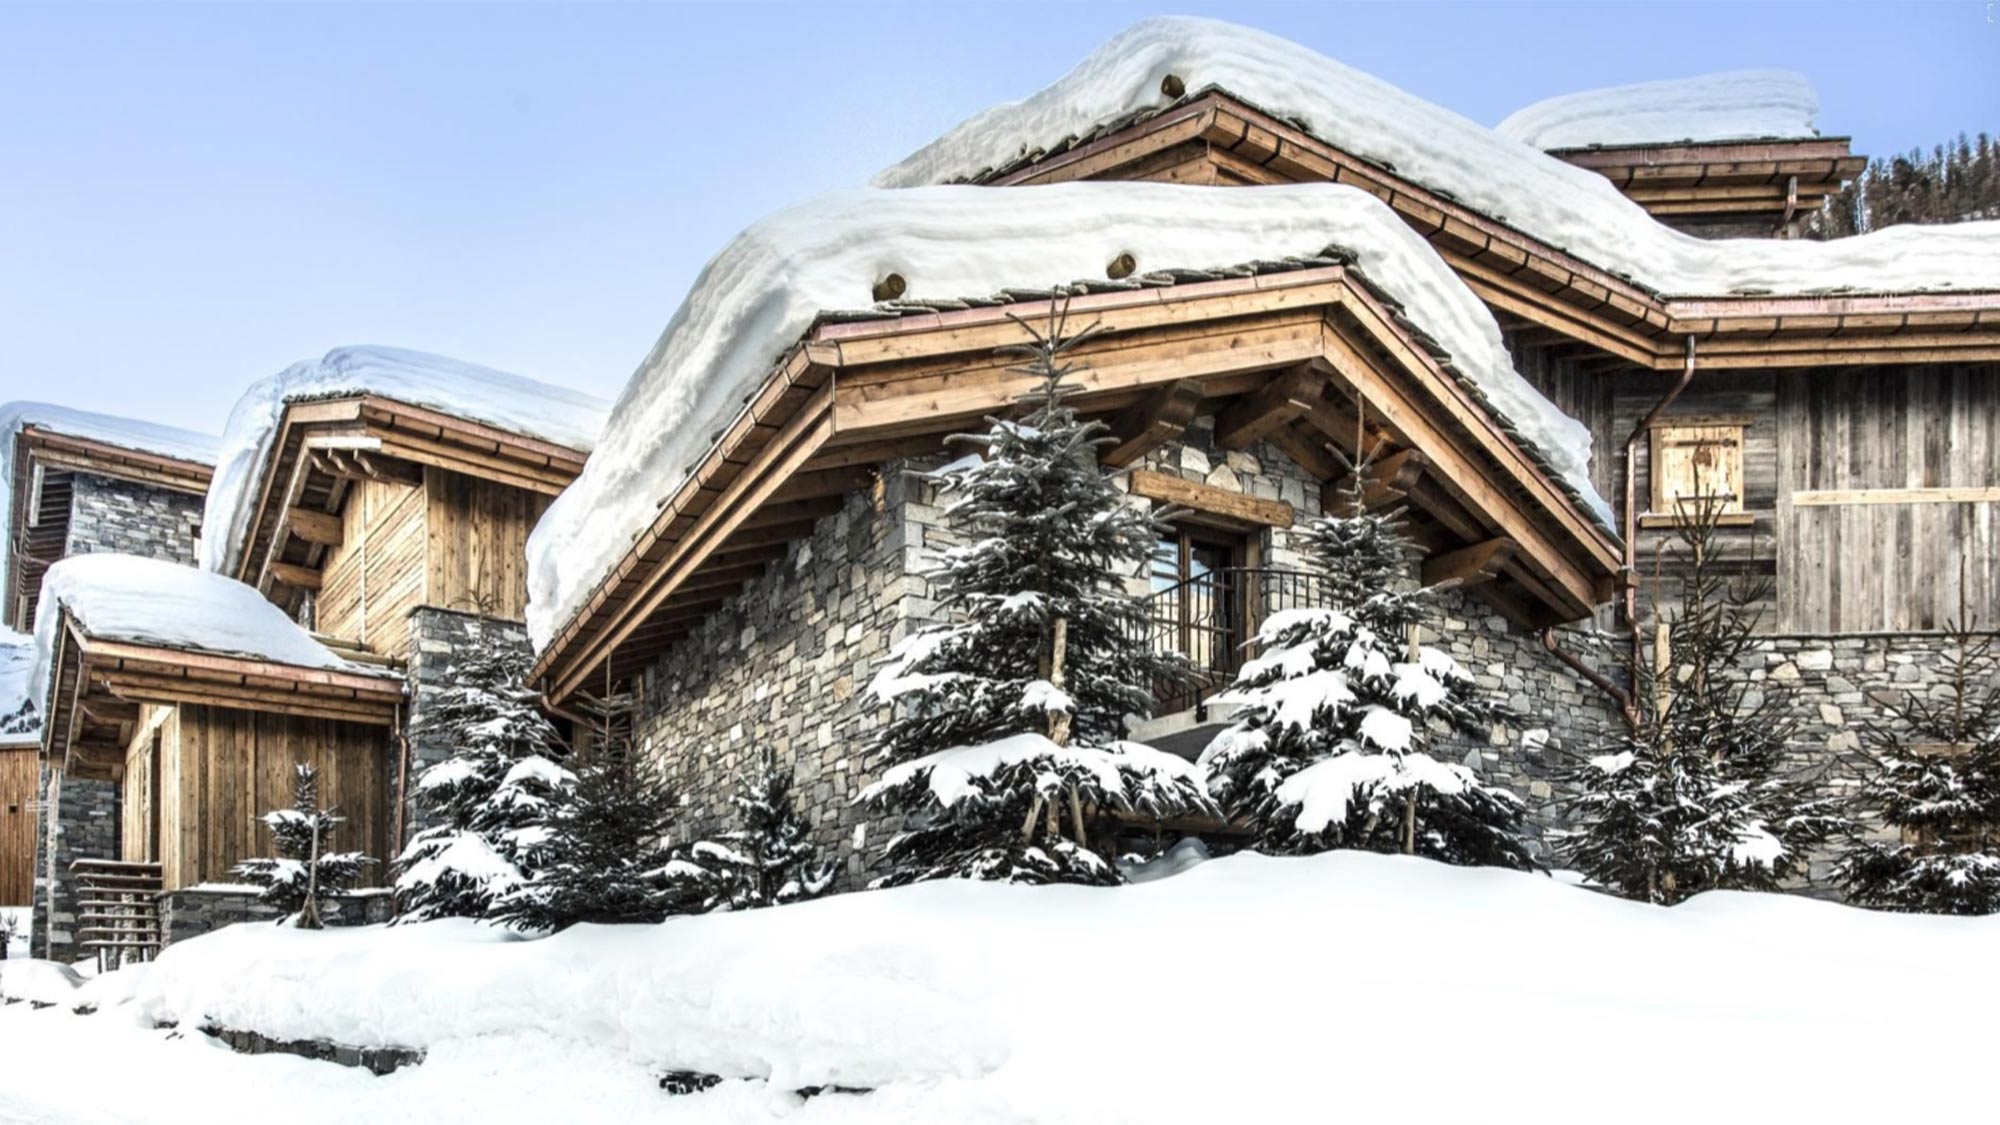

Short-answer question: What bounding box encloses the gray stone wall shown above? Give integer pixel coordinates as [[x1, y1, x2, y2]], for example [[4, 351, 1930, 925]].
[[31, 769, 119, 962], [628, 419, 1983, 887], [158, 887, 393, 946], [402, 608, 534, 837], [636, 473, 915, 889], [64, 475, 202, 565]]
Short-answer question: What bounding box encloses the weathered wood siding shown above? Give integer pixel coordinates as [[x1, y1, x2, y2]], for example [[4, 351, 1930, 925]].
[[0, 746, 37, 904], [318, 477, 427, 653], [1775, 365, 2000, 632], [155, 703, 388, 891], [424, 467, 547, 621]]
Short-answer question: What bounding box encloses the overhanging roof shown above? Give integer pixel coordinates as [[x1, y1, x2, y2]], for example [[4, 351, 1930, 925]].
[[5, 428, 215, 632], [229, 394, 591, 615], [1547, 136, 1865, 226], [40, 609, 404, 779], [978, 91, 2000, 371], [531, 260, 1627, 704]]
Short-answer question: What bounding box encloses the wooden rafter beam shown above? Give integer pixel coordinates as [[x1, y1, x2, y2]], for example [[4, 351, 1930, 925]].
[[1101, 379, 1205, 467], [285, 507, 343, 548], [1422, 537, 1518, 589], [267, 561, 323, 591], [1213, 365, 1322, 451], [1324, 448, 1429, 516]]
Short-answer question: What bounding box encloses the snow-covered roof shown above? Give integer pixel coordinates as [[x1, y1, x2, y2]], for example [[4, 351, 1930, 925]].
[[29, 554, 390, 710], [523, 182, 1612, 652], [1496, 70, 1821, 151], [200, 346, 612, 577], [0, 402, 219, 607], [873, 17, 2000, 299], [0, 628, 40, 748]]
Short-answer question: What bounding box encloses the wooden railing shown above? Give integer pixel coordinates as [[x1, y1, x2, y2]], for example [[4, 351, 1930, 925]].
[[71, 858, 162, 969]]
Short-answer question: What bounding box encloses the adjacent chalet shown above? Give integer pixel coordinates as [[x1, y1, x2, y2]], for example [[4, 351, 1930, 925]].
[[524, 18, 1999, 884], [0, 404, 218, 947], [23, 349, 607, 960]]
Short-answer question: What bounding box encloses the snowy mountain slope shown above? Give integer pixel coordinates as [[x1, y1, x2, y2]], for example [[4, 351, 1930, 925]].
[[27, 554, 394, 710], [1497, 70, 1820, 149], [200, 346, 611, 578], [81, 850, 1997, 1123], [0, 401, 219, 608], [874, 17, 2000, 299], [524, 182, 1610, 652], [0, 627, 39, 746]]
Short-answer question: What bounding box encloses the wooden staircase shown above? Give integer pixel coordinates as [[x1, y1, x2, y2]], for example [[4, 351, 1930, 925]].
[[71, 859, 162, 968]]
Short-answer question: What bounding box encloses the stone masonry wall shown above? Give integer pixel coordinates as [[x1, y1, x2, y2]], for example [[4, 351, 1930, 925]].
[[31, 769, 118, 962], [636, 471, 915, 890], [631, 416, 1978, 886], [402, 608, 534, 837], [64, 475, 202, 566], [159, 886, 394, 946]]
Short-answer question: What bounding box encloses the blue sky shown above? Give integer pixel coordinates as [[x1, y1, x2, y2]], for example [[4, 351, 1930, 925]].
[[2, 1, 1993, 434]]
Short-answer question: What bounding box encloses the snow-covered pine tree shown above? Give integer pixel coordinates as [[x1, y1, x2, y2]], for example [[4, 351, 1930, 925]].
[[232, 763, 373, 928], [492, 753, 707, 931], [1560, 497, 1844, 904], [1835, 618, 2000, 914], [1197, 454, 1535, 869], [0, 699, 36, 740], [690, 755, 834, 910], [394, 649, 573, 921], [859, 301, 1212, 888]]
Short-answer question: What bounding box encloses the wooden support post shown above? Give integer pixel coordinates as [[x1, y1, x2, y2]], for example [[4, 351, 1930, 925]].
[[1214, 366, 1321, 451]]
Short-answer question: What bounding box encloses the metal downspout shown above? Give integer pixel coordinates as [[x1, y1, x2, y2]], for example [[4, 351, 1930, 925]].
[[1618, 335, 1699, 716]]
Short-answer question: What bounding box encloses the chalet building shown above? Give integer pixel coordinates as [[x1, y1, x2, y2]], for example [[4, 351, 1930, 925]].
[[22, 349, 607, 960], [525, 19, 1998, 886], [0, 404, 218, 953]]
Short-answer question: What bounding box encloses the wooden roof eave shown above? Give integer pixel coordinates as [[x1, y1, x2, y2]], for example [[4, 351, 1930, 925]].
[[58, 633, 404, 742], [234, 393, 595, 602], [986, 90, 2000, 370], [532, 269, 1626, 702]]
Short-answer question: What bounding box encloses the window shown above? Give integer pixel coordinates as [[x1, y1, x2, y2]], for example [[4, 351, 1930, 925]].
[[1646, 418, 1753, 527]]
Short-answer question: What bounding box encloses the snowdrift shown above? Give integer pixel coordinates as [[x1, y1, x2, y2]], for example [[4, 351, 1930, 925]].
[[1497, 69, 1820, 149], [524, 181, 1610, 651], [124, 851, 1999, 1122], [200, 346, 611, 578], [875, 16, 2000, 299], [27, 554, 394, 708]]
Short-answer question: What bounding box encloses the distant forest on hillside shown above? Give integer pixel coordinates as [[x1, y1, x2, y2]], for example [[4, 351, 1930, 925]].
[[1809, 132, 2000, 237]]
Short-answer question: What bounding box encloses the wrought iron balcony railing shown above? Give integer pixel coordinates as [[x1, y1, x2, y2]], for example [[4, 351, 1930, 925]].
[[1140, 567, 1333, 717]]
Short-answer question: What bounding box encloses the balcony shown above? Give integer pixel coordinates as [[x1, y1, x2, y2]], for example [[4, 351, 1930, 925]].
[[1135, 567, 1332, 754]]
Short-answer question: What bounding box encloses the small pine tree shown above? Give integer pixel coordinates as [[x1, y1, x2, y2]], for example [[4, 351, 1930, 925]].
[[0, 698, 36, 740], [1198, 457, 1536, 870], [492, 754, 704, 931], [1835, 619, 2000, 915], [395, 649, 573, 921], [1559, 498, 1844, 904], [690, 756, 835, 910], [233, 764, 373, 928], [859, 302, 1212, 888]]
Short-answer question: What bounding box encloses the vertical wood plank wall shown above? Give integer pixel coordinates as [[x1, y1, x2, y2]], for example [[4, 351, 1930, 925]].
[[317, 477, 427, 654], [1776, 364, 2000, 633], [424, 466, 548, 621], [0, 746, 38, 904], [155, 704, 389, 891]]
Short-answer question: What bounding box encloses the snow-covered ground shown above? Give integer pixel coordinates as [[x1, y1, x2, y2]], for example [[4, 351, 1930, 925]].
[[2, 851, 1993, 1123]]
